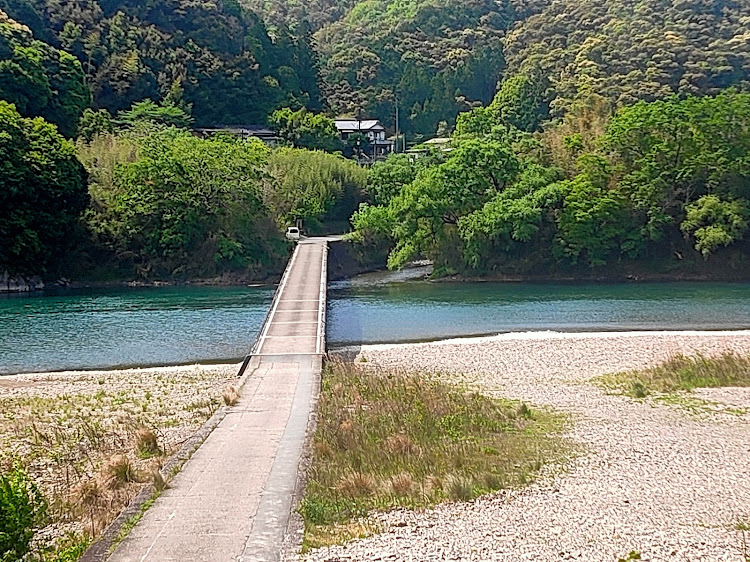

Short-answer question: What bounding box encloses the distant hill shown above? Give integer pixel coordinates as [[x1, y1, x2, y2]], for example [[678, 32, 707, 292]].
[[504, 0, 750, 119], [1, 0, 322, 127], [3, 0, 750, 135], [242, 0, 750, 136]]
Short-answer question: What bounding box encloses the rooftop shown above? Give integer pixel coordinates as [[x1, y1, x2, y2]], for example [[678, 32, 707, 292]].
[[334, 119, 385, 132]]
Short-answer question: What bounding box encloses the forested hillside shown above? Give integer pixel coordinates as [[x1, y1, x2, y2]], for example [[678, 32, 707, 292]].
[[504, 0, 750, 119], [3, 0, 750, 286], [248, 0, 750, 137], [242, 0, 359, 30], [0, 10, 88, 136], [1, 0, 321, 126], [313, 0, 527, 136]]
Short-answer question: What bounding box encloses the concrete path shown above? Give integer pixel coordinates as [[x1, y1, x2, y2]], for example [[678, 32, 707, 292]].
[[108, 239, 328, 562]]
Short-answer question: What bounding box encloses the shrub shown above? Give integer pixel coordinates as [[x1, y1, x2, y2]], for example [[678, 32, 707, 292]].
[[0, 467, 47, 562], [135, 429, 161, 458], [105, 456, 138, 489]]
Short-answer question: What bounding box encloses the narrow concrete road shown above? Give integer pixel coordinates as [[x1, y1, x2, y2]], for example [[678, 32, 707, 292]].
[[108, 239, 328, 562]]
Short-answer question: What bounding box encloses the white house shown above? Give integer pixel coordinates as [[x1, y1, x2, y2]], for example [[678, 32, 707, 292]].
[[334, 118, 394, 159]]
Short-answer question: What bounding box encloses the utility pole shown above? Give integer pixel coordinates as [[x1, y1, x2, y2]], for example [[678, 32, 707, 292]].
[[394, 96, 399, 154]]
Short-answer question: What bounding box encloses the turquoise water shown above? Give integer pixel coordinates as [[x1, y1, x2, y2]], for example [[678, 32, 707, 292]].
[[327, 280, 750, 345], [1, 282, 749, 374], [0, 286, 274, 375]]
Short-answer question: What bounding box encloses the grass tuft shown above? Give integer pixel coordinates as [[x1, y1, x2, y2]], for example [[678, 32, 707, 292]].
[[444, 474, 473, 501], [598, 352, 750, 396], [389, 472, 414, 496], [223, 386, 241, 406], [337, 473, 377, 498], [135, 428, 161, 458], [105, 455, 139, 489], [300, 361, 569, 550]]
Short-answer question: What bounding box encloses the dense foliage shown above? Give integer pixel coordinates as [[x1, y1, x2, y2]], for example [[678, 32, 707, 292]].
[[0, 10, 87, 137], [3, 0, 750, 282], [269, 107, 342, 152], [265, 148, 367, 233], [0, 466, 47, 562], [504, 0, 750, 118], [0, 101, 88, 280], [0, 0, 321, 127], [313, 0, 518, 137], [353, 91, 750, 276], [247, 0, 750, 139], [80, 127, 285, 279]]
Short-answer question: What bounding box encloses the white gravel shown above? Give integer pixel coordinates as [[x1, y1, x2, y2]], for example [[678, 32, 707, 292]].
[[307, 331, 750, 561]]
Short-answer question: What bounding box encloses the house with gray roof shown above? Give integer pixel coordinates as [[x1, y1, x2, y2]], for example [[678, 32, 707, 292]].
[[334, 118, 394, 160]]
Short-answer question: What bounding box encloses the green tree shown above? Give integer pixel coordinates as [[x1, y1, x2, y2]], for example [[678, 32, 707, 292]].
[[269, 107, 342, 152], [489, 71, 548, 132], [265, 147, 367, 231], [555, 176, 638, 266], [0, 101, 89, 280], [86, 128, 282, 278], [117, 99, 193, 129], [0, 10, 88, 137], [681, 195, 749, 258], [604, 92, 750, 242], [354, 138, 520, 270], [366, 153, 421, 206], [76, 107, 112, 141]]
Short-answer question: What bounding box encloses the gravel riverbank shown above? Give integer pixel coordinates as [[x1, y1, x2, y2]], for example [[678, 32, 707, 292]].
[[309, 331, 750, 561]]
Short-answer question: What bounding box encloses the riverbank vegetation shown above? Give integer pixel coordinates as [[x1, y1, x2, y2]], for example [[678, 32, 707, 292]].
[[300, 361, 569, 549], [0, 365, 236, 560], [351, 91, 750, 277], [598, 352, 750, 398], [3, 0, 750, 283]]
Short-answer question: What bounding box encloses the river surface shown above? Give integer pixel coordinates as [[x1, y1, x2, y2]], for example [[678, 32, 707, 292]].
[[327, 279, 750, 345], [1, 281, 749, 374], [0, 286, 274, 375]]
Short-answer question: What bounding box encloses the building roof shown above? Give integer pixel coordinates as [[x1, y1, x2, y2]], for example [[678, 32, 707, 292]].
[[334, 119, 385, 132], [194, 125, 277, 137]]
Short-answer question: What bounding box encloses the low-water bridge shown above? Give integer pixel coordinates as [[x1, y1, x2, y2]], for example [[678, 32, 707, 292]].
[[105, 238, 330, 561]]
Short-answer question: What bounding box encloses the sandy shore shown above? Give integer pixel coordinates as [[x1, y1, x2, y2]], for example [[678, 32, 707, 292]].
[[308, 331, 750, 561]]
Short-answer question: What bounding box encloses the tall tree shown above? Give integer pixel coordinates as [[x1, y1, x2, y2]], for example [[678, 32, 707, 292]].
[[0, 101, 88, 279], [0, 9, 88, 136]]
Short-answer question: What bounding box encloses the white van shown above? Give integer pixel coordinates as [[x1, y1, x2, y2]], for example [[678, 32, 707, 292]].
[[285, 226, 300, 241]]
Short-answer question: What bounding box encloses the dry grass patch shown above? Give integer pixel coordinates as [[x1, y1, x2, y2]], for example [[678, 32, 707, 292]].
[[300, 361, 570, 550], [0, 364, 234, 560], [223, 385, 241, 406], [135, 428, 161, 458], [598, 352, 750, 397]]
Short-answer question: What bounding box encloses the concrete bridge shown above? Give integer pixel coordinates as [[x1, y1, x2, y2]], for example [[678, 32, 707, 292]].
[[107, 238, 330, 561]]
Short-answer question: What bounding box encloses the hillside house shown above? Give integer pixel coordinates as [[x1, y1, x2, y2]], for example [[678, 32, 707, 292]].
[[335, 119, 394, 159], [193, 125, 279, 145]]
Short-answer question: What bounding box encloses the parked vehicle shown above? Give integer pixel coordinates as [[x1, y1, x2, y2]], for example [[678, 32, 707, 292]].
[[285, 226, 300, 241]]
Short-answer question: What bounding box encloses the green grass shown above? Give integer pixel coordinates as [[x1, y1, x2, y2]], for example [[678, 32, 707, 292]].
[[301, 361, 570, 550], [598, 352, 750, 397]]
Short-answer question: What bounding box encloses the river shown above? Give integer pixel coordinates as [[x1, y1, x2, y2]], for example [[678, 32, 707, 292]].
[[1, 281, 749, 374]]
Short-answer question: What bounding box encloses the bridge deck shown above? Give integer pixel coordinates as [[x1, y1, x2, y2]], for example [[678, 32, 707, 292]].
[[255, 239, 327, 356], [106, 239, 328, 562]]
